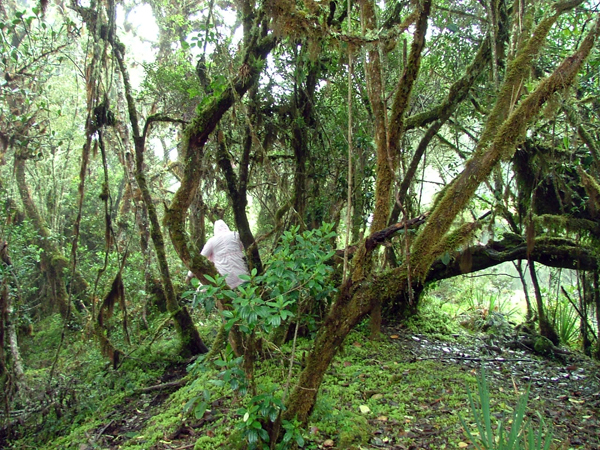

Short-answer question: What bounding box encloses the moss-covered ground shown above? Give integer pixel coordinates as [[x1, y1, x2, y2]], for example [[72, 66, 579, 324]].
[[3, 297, 599, 450]]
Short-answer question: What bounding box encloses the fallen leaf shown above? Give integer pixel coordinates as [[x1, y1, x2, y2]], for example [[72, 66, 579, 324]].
[[353, 341, 362, 347], [390, 335, 400, 339], [359, 404, 371, 414], [568, 398, 584, 404], [323, 439, 335, 447], [458, 442, 469, 448], [377, 416, 388, 421], [371, 393, 383, 400]]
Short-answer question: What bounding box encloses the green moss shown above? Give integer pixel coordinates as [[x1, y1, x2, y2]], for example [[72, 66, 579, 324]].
[[534, 335, 554, 356], [535, 214, 600, 235], [404, 304, 462, 338], [338, 414, 370, 449], [13, 304, 540, 450]]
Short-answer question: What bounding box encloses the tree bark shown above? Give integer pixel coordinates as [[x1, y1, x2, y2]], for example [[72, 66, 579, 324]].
[[514, 261, 533, 321], [425, 235, 599, 283], [164, 11, 275, 284], [358, 0, 430, 338], [216, 97, 263, 274], [111, 37, 209, 357], [14, 155, 71, 318], [529, 260, 559, 345], [1, 241, 25, 408]]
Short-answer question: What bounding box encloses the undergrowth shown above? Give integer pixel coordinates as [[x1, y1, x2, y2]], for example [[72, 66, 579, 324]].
[[6, 287, 554, 450]]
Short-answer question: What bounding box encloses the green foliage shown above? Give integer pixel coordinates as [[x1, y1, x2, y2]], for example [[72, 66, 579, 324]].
[[236, 385, 287, 449], [190, 223, 337, 335], [460, 368, 552, 450], [547, 290, 579, 347], [404, 294, 462, 338], [184, 224, 337, 448]]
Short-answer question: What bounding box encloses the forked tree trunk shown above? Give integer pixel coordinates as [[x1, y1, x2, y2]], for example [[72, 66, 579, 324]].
[[360, 0, 430, 338], [275, 12, 599, 438]]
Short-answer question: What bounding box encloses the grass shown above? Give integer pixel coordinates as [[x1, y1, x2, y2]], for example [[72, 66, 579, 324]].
[[7, 290, 557, 450]]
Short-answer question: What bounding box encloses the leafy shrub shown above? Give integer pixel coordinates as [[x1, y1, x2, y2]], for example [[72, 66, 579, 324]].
[[547, 294, 579, 347], [185, 223, 338, 449]]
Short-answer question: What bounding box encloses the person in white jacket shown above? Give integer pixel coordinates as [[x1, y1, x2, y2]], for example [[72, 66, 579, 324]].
[[187, 220, 249, 289]]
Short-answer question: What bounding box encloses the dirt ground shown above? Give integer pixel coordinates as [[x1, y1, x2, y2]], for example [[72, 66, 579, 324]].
[[85, 326, 600, 450]]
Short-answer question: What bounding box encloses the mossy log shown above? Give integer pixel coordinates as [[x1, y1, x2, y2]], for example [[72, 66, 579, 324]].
[[426, 234, 599, 283]]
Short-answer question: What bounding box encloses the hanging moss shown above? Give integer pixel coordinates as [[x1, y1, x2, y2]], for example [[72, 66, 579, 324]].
[[535, 214, 600, 236], [579, 168, 600, 218], [410, 17, 599, 284]]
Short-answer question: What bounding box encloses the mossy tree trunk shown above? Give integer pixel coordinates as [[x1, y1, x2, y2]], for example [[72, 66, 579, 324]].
[[109, 33, 209, 357], [216, 88, 263, 274], [275, 7, 599, 436], [359, 0, 431, 338], [114, 108, 166, 314], [1, 241, 25, 406], [14, 155, 85, 319], [163, 8, 275, 284]]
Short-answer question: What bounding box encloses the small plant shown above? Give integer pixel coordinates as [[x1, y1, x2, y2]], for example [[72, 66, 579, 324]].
[[459, 367, 552, 450], [548, 295, 579, 347], [236, 385, 286, 449]]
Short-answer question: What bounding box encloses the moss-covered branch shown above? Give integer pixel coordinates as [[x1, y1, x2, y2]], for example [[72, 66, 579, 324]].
[[409, 13, 599, 282], [426, 234, 599, 283], [164, 11, 275, 282]]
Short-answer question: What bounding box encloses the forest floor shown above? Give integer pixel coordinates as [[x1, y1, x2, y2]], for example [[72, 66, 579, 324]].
[[78, 319, 600, 450]]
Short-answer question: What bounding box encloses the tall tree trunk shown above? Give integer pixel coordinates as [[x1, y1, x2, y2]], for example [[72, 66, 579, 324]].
[[359, 0, 430, 337], [216, 85, 263, 274], [110, 36, 209, 357], [1, 241, 25, 409], [290, 57, 318, 228], [115, 110, 166, 314], [14, 155, 72, 318]]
